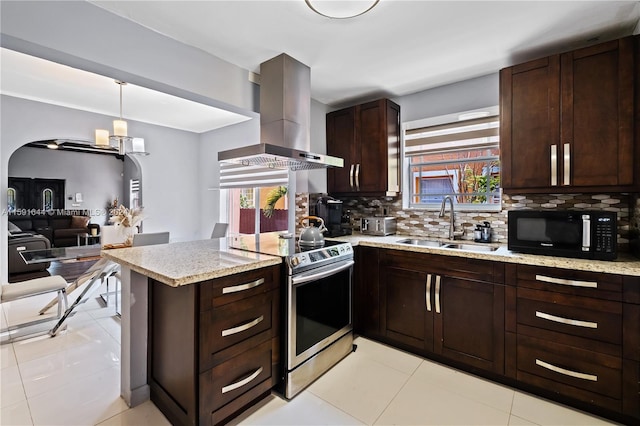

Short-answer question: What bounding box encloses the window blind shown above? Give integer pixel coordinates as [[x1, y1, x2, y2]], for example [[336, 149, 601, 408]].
[[405, 114, 499, 156], [219, 163, 289, 189]]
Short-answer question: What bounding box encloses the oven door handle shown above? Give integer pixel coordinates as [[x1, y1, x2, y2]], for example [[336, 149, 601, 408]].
[[291, 260, 354, 287]]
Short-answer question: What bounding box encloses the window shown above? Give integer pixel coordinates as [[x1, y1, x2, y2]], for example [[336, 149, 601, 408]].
[[42, 188, 54, 210], [130, 179, 140, 209], [7, 188, 16, 212], [239, 188, 254, 208], [227, 186, 289, 234], [219, 163, 290, 235], [404, 107, 500, 210]]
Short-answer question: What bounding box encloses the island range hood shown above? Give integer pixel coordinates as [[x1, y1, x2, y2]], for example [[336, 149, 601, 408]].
[[218, 54, 343, 170]]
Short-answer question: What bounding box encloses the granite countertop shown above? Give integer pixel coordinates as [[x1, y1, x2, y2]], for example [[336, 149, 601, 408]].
[[101, 239, 282, 287], [329, 233, 640, 277]]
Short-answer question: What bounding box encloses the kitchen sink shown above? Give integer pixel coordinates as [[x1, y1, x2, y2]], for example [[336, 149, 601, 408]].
[[395, 239, 499, 252], [395, 238, 446, 247], [442, 243, 499, 252]]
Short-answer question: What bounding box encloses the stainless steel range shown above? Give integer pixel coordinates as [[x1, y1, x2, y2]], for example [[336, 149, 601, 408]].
[[230, 233, 354, 399]]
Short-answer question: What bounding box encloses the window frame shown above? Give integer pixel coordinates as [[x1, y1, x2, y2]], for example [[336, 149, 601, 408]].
[[402, 106, 501, 212]]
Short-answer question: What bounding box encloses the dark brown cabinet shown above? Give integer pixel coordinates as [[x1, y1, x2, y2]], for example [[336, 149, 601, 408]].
[[326, 99, 401, 196], [505, 264, 640, 421], [353, 246, 381, 337], [354, 244, 639, 423], [500, 36, 637, 193], [375, 249, 505, 375], [149, 265, 281, 426]]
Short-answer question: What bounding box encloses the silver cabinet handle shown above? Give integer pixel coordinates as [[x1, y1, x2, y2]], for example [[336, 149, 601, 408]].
[[535, 359, 597, 382], [550, 144, 558, 186], [222, 278, 265, 294], [535, 311, 597, 329], [426, 274, 432, 312], [535, 274, 597, 289], [582, 216, 591, 249], [435, 275, 441, 314], [221, 366, 263, 394], [349, 164, 355, 191], [563, 143, 570, 186], [221, 315, 264, 337], [355, 163, 360, 191]]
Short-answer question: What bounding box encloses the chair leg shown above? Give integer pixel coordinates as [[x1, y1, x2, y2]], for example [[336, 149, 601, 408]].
[[104, 277, 110, 307], [115, 277, 120, 317], [57, 290, 63, 319]]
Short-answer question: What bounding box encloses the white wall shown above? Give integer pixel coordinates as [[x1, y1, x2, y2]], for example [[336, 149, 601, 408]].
[[0, 95, 201, 280], [306, 99, 331, 194], [396, 73, 499, 122], [8, 146, 124, 224], [134, 122, 201, 242]]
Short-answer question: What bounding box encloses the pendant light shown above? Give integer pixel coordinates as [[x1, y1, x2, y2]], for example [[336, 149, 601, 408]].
[[95, 80, 148, 156]]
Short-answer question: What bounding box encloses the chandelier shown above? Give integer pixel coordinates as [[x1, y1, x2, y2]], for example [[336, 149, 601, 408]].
[[95, 80, 148, 156], [305, 0, 380, 19]]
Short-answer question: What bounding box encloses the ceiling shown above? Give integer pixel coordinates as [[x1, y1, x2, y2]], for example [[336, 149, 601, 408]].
[[0, 48, 251, 134], [2, 1, 639, 134]]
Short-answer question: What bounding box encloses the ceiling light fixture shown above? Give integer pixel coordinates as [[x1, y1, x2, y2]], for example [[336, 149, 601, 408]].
[[95, 80, 148, 156], [46, 141, 59, 149], [305, 0, 379, 19]]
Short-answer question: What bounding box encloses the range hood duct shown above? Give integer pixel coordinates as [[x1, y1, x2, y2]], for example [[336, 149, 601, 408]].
[[218, 54, 343, 170]]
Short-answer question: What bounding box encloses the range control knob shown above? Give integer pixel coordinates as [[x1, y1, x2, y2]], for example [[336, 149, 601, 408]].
[[290, 256, 300, 267]]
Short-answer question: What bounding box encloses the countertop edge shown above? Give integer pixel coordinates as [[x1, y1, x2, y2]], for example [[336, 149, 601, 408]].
[[101, 243, 282, 287]]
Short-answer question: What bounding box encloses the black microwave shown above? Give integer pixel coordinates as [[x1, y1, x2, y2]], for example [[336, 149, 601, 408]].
[[508, 210, 617, 260]]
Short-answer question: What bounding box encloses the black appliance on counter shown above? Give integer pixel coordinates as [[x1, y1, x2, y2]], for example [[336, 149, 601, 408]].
[[508, 210, 617, 260], [230, 233, 354, 399], [312, 196, 352, 237]]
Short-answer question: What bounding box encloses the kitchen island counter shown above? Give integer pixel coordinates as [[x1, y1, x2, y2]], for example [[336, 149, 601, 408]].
[[101, 238, 282, 286], [331, 233, 640, 276], [101, 238, 282, 414]]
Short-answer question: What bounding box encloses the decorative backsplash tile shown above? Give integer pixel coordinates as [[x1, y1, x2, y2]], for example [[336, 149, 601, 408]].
[[294, 193, 309, 232], [300, 192, 635, 252]]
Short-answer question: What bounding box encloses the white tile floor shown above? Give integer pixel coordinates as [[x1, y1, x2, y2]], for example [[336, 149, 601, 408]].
[[1, 283, 619, 426]]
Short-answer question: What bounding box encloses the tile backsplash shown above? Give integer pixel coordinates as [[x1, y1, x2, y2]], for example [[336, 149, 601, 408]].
[[300, 192, 636, 252]]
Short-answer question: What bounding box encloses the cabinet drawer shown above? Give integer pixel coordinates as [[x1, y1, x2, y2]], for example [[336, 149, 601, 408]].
[[200, 265, 279, 310], [517, 334, 622, 411], [383, 250, 501, 283], [200, 339, 272, 417], [517, 287, 622, 345], [515, 265, 622, 301], [200, 290, 275, 370]]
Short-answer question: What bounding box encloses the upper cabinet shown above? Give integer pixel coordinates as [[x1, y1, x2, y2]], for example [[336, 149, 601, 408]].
[[500, 36, 637, 193], [326, 99, 401, 197]]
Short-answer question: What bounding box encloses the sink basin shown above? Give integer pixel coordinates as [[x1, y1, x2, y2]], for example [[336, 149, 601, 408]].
[[442, 243, 499, 252], [396, 238, 446, 247]]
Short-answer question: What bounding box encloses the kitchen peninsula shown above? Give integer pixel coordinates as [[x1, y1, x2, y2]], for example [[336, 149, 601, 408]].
[[101, 239, 282, 425]]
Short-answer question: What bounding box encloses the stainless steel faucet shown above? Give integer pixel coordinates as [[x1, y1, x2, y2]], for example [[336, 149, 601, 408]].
[[439, 195, 462, 240]]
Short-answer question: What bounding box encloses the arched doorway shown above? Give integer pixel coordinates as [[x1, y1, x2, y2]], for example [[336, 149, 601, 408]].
[[6, 139, 143, 281]]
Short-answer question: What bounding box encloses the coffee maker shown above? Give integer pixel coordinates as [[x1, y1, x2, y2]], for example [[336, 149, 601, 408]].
[[313, 196, 351, 237]]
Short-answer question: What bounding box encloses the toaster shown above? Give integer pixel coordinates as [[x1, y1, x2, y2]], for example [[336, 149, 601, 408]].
[[360, 217, 397, 236]]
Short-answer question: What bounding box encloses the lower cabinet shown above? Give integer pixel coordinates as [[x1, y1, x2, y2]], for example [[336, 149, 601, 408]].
[[505, 264, 640, 422], [355, 247, 639, 423], [149, 265, 281, 426], [373, 248, 506, 375]]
